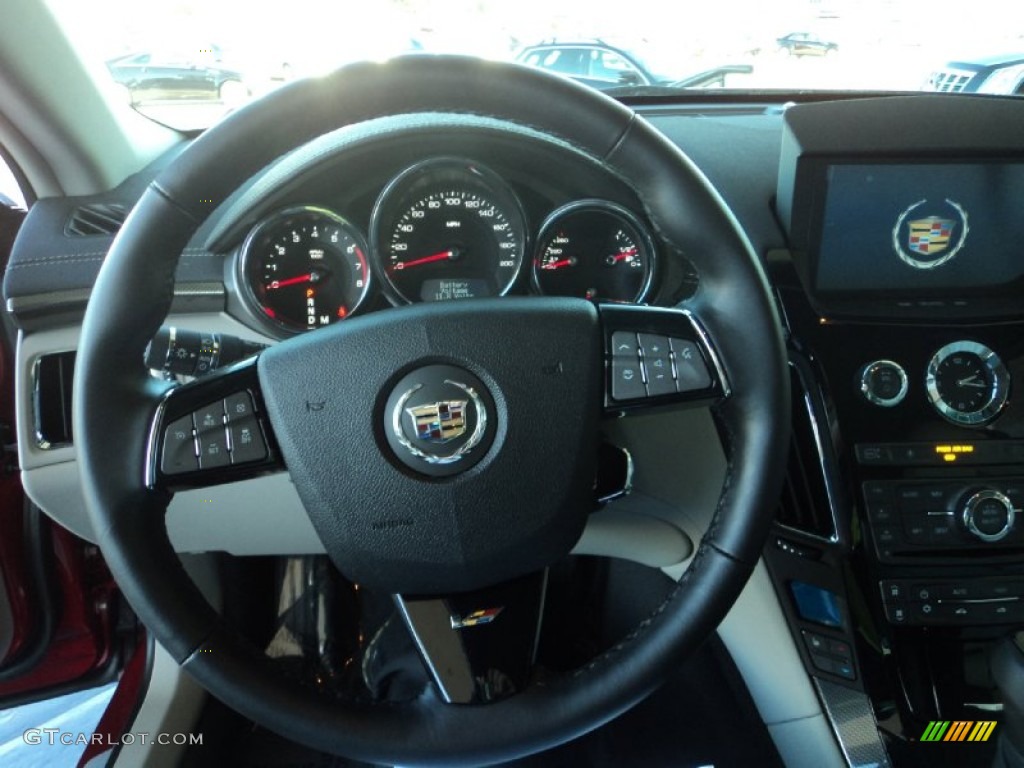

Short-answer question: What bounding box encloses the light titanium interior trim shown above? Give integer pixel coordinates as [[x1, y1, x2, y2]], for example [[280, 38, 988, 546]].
[[815, 678, 892, 768], [7, 281, 225, 315]]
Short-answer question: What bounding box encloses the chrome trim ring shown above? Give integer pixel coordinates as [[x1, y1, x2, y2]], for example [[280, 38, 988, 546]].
[[859, 360, 908, 408], [925, 341, 1009, 426], [962, 489, 1015, 543]]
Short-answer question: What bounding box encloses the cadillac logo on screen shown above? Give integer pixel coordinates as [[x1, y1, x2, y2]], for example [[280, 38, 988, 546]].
[[892, 198, 970, 270]]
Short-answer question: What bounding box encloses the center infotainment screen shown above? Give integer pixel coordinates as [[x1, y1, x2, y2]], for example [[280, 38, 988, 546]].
[[816, 162, 1024, 294]]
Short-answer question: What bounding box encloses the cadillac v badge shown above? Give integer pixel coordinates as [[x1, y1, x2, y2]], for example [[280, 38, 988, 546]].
[[892, 198, 969, 270]]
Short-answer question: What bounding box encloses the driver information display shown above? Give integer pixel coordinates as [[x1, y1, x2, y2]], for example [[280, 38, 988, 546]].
[[816, 162, 1024, 293]]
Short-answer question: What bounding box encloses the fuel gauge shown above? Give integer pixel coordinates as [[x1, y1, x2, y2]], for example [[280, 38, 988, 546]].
[[532, 200, 655, 303]]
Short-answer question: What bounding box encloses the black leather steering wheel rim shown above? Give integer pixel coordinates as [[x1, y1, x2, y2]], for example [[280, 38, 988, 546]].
[[74, 55, 789, 766]]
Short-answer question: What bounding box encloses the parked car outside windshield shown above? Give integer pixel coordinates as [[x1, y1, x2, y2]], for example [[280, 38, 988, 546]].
[[514, 41, 754, 91], [41, 1, 1024, 134], [922, 52, 1024, 94], [775, 32, 838, 56], [106, 49, 249, 106]]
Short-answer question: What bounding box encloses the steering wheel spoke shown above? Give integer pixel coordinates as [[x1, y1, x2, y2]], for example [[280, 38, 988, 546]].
[[395, 571, 548, 704], [148, 354, 283, 490], [598, 304, 729, 413]]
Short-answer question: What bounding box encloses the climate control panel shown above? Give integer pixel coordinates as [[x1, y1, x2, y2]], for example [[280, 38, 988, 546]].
[[880, 577, 1024, 626], [864, 478, 1024, 562]]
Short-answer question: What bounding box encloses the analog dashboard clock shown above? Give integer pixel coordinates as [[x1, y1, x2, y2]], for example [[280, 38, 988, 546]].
[[925, 341, 1010, 426]]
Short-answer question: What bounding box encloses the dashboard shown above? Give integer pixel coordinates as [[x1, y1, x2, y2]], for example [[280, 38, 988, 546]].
[[4, 92, 1024, 765]]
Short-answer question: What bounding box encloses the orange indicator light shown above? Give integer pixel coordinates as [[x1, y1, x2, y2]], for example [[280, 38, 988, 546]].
[[936, 444, 974, 456]]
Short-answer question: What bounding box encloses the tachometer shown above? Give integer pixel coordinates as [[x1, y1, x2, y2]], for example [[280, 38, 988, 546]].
[[239, 206, 371, 334], [532, 200, 654, 302], [370, 158, 526, 303]]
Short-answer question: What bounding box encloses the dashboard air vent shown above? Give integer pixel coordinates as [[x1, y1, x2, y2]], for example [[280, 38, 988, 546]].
[[33, 352, 76, 449], [775, 363, 838, 542], [65, 203, 127, 236]]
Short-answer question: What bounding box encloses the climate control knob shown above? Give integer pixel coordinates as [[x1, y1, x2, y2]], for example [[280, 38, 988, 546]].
[[960, 489, 1015, 542]]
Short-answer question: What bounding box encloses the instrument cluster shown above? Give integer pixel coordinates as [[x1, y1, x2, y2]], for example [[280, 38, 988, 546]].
[[235, 156, 657, 335]]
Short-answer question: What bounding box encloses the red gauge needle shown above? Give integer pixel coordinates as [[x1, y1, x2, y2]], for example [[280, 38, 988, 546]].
[[391, 249, 456, 271], [264, 269, 327, 291], [265, 272, 313, 290], [541, 257, 576, 270], [607, 247, 638, 265]]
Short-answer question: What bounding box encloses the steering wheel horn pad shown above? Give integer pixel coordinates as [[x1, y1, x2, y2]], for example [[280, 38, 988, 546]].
[[258, 296, 602, 594], [74, 55, 789, 765]]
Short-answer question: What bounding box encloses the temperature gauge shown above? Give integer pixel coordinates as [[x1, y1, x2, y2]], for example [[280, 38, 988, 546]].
[[532, 200, 655, 302]]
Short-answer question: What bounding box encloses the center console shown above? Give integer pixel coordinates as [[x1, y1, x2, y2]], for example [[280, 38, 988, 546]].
[[767, 96, 1024, 765]]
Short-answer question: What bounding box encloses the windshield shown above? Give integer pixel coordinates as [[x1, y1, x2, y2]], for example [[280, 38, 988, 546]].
[[45, 0, 1024, 130]]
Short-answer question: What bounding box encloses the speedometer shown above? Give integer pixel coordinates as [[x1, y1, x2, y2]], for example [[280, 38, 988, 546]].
[[370, 158, 526, 303]]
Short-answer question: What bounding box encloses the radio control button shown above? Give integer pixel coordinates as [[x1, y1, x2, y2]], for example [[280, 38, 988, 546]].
[[881, 581, 906, 602], [885, 603, 910, 624], [902, 513, 929, 545], [874, 525, 899, 546], [867, 503, 895, 524], [898, 486, 924, 503], [926, 517, 955, 543], [864, 482, 890, 501], [980, 581, 1024, 599]]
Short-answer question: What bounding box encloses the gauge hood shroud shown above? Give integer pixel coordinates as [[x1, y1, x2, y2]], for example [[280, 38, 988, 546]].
[[257, 297, 602, 594]]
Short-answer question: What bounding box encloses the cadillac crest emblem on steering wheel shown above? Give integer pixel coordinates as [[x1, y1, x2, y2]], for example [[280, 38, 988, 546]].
[[407, 399, 468, 443], [392, 379, 487, 464]]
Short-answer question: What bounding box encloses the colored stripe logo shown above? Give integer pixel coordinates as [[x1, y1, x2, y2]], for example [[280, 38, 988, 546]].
[[920, 721, 997, 742]]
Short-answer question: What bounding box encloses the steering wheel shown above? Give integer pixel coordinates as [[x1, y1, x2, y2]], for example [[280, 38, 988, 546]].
[[74, 56, 789, 766]]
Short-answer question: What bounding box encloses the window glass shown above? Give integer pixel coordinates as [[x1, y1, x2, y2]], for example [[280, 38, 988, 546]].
[[41, 0, 1024, 131], [0, 156, 26, 210], [592, 51, 637, 81]]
